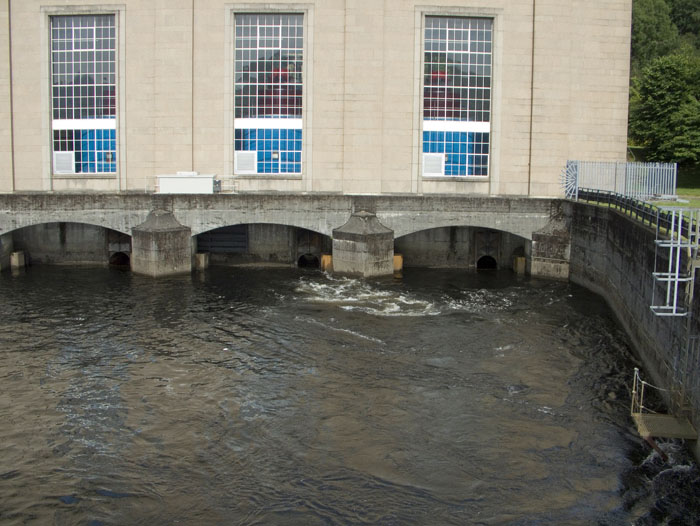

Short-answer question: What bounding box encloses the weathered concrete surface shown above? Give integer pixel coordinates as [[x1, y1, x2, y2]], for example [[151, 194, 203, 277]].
[[0, 194, 560, 240], [395, 227, 527, 269], [12, 222, 111, 266], [131, 210, 192, 277], [0, 232, 12, 271], [332, 211, 394, 276], [531, 200, 571, 279], [568, 201, 700, 456]]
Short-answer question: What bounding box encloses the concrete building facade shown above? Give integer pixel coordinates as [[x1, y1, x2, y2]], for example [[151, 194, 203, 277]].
[[0, 0, 631, 198]]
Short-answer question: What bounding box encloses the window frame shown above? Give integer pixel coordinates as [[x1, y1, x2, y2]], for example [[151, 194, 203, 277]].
[[230, 9, 309, 178], [49, 13, 118, 175], [415, 8, 500, 187], [42, 5, 125, 184]]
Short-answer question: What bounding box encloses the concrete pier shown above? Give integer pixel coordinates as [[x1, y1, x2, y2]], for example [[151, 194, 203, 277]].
[[0, 233, 13, 271], [331, 211, 394, 277], [131, 210, 192, 277]]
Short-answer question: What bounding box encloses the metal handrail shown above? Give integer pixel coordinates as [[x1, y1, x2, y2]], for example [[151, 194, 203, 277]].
[[576, 188, 700, 240]]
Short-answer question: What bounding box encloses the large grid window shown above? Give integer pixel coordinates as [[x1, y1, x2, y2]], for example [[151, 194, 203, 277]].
[[51, 15, 117, 174], [234, 14, 303, 175], [423, 16, 492, 177]]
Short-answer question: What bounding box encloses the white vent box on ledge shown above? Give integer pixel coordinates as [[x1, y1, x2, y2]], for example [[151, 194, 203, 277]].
[[156, 172, 217, 194]]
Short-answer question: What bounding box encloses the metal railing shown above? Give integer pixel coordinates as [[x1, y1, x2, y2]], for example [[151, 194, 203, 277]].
[[576, 189, 700, 239], [562, 160, 677, 201]]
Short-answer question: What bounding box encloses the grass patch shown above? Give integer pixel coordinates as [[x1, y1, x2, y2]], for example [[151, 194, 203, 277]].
[[676, 164, 700, 197], [654, 198, 700, 208]]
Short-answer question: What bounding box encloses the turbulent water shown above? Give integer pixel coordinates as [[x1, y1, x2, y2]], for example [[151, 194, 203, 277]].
[[0, 266, 698, 525]]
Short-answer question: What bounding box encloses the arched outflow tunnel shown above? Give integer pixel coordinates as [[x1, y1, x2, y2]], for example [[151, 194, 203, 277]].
[[297, 254, 320, 268], [476, 255, 498, 270], [7, 222, 131, 267], [394, 225, 526, 271], [195, 223, 331, 267], [109, 251, 130, 267]]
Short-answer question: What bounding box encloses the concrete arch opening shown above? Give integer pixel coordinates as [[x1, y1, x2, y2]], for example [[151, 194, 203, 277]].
[[297, 254, 320, 268], [5, 222, 131, 268], [109, 251, 130, 267], [394, 226, 528, 271], [477, 255, 498, 270], [195, 223, 331, 267]]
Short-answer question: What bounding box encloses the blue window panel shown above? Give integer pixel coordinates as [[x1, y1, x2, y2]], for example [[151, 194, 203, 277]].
[[236, 127, 302, 173]]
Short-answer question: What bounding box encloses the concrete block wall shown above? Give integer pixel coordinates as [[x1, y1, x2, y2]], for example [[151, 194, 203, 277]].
[[1, 0, 631, 197], [568, 202, 700, 455]]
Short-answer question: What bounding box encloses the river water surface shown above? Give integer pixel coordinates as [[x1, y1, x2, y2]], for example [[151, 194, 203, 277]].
[[1, 266, 698, 525]]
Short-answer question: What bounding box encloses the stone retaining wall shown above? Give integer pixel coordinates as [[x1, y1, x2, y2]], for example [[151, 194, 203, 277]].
[[568, 201, 699, 457]]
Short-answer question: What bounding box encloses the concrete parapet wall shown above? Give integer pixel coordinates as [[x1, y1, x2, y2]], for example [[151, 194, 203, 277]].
[[0, 194, 558, 240]]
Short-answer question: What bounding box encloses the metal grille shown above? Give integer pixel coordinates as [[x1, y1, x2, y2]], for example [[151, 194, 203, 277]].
[[197, 226, 248, 254], [561, 160, 677, 201]]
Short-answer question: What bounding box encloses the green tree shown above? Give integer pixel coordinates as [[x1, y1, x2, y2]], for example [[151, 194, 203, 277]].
[[631, 0, 679, 72], [629, 53, 700, 165], [668, 0, 700, 41]]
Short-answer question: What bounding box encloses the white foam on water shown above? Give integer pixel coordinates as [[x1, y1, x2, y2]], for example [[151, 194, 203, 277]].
[[441, 289, 515, 313], [297, 316, 385, 344], [295, 275, 440, 317]]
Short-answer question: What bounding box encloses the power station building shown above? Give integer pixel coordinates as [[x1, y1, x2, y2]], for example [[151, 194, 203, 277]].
[[0, 0, 631, 197]]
